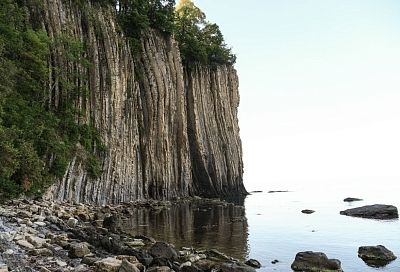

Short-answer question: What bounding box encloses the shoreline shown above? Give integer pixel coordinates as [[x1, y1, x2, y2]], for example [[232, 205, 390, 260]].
[[0, 198, 257, 271]]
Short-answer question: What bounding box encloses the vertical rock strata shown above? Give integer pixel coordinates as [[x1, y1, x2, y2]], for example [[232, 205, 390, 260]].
[[37, 0, 245, 204], [186, 66, 246, 197]]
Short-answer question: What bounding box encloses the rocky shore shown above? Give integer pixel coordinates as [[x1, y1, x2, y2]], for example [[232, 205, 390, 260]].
[[0, 199, 257, 272]]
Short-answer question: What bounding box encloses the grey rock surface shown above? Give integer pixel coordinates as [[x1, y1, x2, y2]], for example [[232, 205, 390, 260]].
[[340, 204, 398, 219]]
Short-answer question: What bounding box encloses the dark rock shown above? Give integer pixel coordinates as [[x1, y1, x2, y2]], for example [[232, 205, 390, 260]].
[[291, 251, 343, 272], [271, 259, 279, 264], [181, 266, 201, 272], [343, 197, 363, 202], [358, 245, 397, 267], [245, 259, 261, 268], [134, 251, 154, 267], [150, 257, 172, 268], [103, 215, 123, 232], [82, 256, 100, 266], [340, 204, 398, 219], [220, 262, 256, 272], [267, 190, 289, 193], [301, 209, 315, 214], [195, 259, 216, 271], [148, 242, 178, 260]]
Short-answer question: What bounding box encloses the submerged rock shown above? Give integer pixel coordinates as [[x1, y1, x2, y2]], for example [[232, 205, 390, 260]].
[[343, 197, 363, 202], [221, 262, 256, 272], [340, 204, 398, 219], [291, 251, 343, 272], [245, 259, 261, 268], [358, 245, 397, 267]]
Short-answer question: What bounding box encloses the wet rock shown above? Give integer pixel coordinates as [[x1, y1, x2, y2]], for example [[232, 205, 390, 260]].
[[119, 259, 140, 272], [340, 204, 398, 219], [95, 257, 122, 272], [194, 259, 216, 271], [103, 215, 123, 232], [343, 197, 363, 202], [148, 242, 178, 260], [245, 259, 261, 268], [69, 242, 91, 258], [291, 251, 342, 272], [221, 262, 256, 272], [301, 209, 315, 214], [358, 245, 397, 267], [204, 249, 231, 261], [181, 265, 201, 272]]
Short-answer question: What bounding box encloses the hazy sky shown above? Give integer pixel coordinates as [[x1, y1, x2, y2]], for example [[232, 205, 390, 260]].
[[194, 0, 400, 190]]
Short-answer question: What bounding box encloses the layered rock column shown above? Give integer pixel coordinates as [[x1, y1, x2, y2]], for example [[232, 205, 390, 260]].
[[39, 0, 245, 204]]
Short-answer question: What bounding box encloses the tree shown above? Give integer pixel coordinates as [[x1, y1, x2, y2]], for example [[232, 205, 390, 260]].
[[175, 0, 235, 65]]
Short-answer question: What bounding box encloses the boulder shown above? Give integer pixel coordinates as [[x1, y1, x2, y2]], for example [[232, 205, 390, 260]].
[[119, 259, 140, 272], [245, 259, 261, 268], [69, 242, 91, 258], [95, 257, 122, 272], [343, 197, 363, 202], [148, 242, 178, 260], [301, 210, 315, 214], [291, 251, 343, 272], [358, 245, 397, 267], [340, 204, 398, 219]]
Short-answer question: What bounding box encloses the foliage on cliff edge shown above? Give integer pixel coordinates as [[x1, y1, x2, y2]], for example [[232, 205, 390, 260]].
[[0, 0, 102, 200]]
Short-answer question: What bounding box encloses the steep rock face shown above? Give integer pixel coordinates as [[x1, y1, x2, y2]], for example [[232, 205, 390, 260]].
[[37, 0, 244, 204], [186, 65, 246, 197]]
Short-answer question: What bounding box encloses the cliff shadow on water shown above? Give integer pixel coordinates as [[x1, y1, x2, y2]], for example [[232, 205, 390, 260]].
[[15, 0, 246, 204]]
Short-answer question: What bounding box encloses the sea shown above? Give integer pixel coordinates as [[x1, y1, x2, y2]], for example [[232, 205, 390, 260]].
[[123, 178, 400, 271]]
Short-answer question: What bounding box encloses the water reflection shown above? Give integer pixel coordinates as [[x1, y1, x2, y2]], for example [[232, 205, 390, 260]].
[[122, 200, 249, 260]]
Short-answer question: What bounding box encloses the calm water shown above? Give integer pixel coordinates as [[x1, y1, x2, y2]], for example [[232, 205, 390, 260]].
[[122, 179, 400, 271]]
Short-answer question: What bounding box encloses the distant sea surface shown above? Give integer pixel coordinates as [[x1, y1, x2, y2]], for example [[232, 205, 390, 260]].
[[123, 178, 400, 271]]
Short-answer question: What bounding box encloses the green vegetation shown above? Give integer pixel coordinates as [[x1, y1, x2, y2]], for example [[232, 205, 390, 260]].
[[0, 0, 234, 200], [0, 0, 103, 200], [175, 0, 236, 65], [115, 0, 235, 64]]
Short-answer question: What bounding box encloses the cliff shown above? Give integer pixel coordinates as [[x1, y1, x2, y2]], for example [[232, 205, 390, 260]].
[[34, 0, 245, 204]]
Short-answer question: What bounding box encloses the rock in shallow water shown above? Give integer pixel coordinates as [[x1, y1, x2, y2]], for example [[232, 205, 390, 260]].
[[220, 262, 256, 272], [340, 204, 398, 219], [343, 197, 363, 202], [245, 259, 261, 268], [301, 209, 315, 214], [148, 242, 178, 260], [291, 251, 343, 272], [358, 245, 397, 267]]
